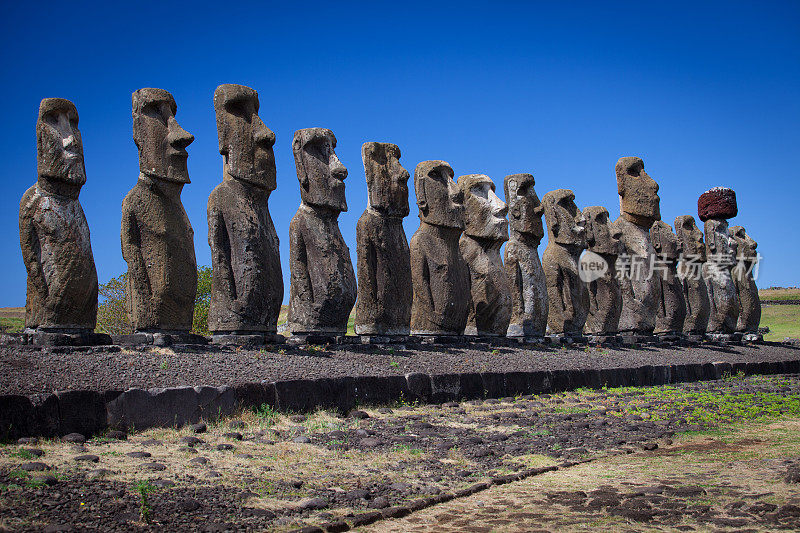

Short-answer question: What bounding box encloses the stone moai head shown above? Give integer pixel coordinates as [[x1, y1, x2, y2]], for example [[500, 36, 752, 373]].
[[616, 156, 660, 226], [214, 84, 277, 191], [414, 160, 464, 229], [504, 173, 544, 241], [674, 215, 706, 262], [542, 189, 586, 247], [460, 174, 508, 241], [583, 206, 621, 255], [650, 220, 682, 261], [362, 142, 409, 217], [37, 98, 86, 190], [729, 226, 757, 259], [132, 88, 194, 183], [293, 128, 348, 212]]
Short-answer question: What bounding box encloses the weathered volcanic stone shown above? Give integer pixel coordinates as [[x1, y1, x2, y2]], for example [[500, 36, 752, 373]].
[[704, 217, 739, 333], [541, 189, 588, 337], [354, 142, 412, 335], [458, 174, 511, 336], [698, 187, 737, 222], [674, 215, 710, 334], [207, 84, 282, 334], [583, 206, 622, 335], [19, 98, 98, 332], [611, 157, 661, 335], [729, 225, 760, 333], [410, 161, 470, 335], [503, 174, 547, 337], [287, 128, 356, 335], [122, 88, 197, 332], [650, 221, 686, 334]]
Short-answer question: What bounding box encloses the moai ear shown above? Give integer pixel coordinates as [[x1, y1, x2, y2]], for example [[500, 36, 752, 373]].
[[416, 175, 428, 213], [293, 136, 309, 191], [510, 205, 521, 219], [585, 218, 596, 247], [651, 226, 662, 252]]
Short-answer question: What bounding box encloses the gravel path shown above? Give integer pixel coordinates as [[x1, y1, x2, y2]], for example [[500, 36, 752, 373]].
[[1, 341, 798, 396]]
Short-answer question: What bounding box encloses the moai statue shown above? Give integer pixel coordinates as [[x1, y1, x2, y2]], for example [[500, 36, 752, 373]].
[[582, 206, 622, 337], [650, 221, 687, 336], [207, 84, 282, 343], [19, 98, 106, 344], [729, 225, 761, 337], [674, 215, 710, 336], [503, 173, 547, 339], [541, 189, 588, 338], [354, 142, 412, 338], [409, 161, 470, 336], [459, 174, 511, 336], [698, 187, 739, 335], [611, 157, 661, 336], [121, 88, 198, 338], [287, 128, 356, 337]]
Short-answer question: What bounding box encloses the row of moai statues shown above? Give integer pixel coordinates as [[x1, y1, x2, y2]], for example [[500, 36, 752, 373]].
[[18, 87, 762, 346]]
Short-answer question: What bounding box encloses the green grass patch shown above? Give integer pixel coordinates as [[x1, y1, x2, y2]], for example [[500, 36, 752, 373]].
[[0, 316, 24, 333], [760, 304, 800, 341]]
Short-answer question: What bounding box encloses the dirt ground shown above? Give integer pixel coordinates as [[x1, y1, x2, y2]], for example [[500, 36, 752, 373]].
[[1, 374, 798, 531]]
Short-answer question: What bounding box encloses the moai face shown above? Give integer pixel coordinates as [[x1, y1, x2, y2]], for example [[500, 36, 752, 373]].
[[584, 206, 621, 255], [543, 189, 586, 247], [705, 218, 734, 256], [293, 128, 348, 212], [460, 174, 508, 241], [674, 215, 706, 262], [37, 98, 85, 187], [132, 88, 194, 183], [651, 220, 682, 261], [362, 142, 409, 217], [729, 226, 757, 259], [616, 156, 660, 226], [504, 173, 544, 241], [214, 84, 277, 191], [414, 160, 464, 229]]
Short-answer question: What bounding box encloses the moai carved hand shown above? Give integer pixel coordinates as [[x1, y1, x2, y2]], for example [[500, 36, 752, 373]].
[[611, 157, 661, 335], [354, 142, 412, 336], [409, 161, 470, 335], [542, 189, 588, 337], [698, 187, 739, 334], [674, 215, 710, 334], [207, 84, 282, 335], [287, 128, 356, 335], [121, 88, 197, 332], [503, 173, 547, 338], [729, 225, 760, 333], [651, 220, 687, 335], [20, 98, 98, 331], [583, 206, 622, 335], [459, 174, 511, 336]]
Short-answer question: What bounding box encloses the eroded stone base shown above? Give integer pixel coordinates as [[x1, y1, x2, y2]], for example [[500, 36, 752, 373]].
[[211, 334, 286, 346], [112, 331, 208, 346], [2, 329, 113, 347]]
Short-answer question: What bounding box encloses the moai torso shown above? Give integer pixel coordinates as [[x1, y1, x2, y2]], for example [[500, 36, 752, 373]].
[[122, 88, 197, 332], [503, 174, 547, 337], [208, 84, 282, 334], [122, 180, 197, 331], [410, 160, 470, 335], [542, 189, 588, 337], [651, 220, 686, 334], [729, 226, 760, 333], [583, 206, 621, 335], [613, 157, 661, 334], [288, 205, 357, 333], [208, 181, 282, 332], [699, 187, 739, 334], [20, 98, 98, 331], [354, 142, 412, 335], [674, 215, 710, 334], [287, 128, 356, 335], [459, 174, 510, 336]]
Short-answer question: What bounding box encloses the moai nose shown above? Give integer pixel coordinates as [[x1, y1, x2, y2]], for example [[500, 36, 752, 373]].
[[168, 117, 194, 149]]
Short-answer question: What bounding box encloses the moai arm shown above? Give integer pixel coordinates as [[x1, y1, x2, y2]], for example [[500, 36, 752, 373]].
[[357, 228, 378, 307], [411, 241, 436, 322], [289, 221, 314, 308], [121, 207, 154, 324], [207, 203, 237, 309], [19, 192, 48, 303], [544, 260, 567, 327], [560, 264, 576, 324]]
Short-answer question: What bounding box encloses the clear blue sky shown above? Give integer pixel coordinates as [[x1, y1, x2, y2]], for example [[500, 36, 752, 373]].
[[2, 0, 798, 306]]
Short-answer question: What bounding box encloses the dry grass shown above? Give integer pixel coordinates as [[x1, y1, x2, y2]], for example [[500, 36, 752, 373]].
[[759, 288, 800, 301]]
